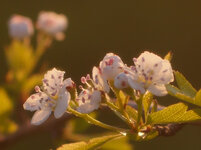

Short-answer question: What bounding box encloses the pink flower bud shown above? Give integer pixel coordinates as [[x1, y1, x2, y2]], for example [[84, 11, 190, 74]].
[[37, 11, 67, 40], [99, 53, 125, 80], [8, 15, 34, 39]]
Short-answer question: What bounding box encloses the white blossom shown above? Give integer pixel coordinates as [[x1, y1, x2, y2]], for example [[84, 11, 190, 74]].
[[23, 68, 72, 125], [37, 11, 67, 40], [127, 51, 174, 96], [8, 15, 34, 39], [99, 53, 125, 80], [114, 72, 129, 89], [92, 66, 110, 93], [77, 90, 101, 114]]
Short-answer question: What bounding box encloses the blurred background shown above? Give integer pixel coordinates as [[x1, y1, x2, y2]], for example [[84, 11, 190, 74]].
[[0, 0, 201, 150]]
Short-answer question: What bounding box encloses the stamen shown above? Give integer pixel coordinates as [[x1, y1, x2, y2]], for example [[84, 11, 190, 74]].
[[86, 74, 91, 80], [105, 58, 114, 66], [133, 58, 137, 62], [35, 86, 40, 92], [81, 76, 87, 84]]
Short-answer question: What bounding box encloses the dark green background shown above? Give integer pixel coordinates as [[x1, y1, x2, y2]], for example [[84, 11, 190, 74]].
[[0, 0, 201, 150]]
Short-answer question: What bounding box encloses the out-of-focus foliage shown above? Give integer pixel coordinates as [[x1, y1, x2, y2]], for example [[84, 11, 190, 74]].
[[57, 134, 122, 150]]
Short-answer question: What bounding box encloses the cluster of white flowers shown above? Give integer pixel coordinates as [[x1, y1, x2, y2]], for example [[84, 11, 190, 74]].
[[23, 51, 174, 125], [8, 11, 67, 40]]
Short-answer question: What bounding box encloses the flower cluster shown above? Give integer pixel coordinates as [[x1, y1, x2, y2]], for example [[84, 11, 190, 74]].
[[8, 11, 67, 40], [24, 51, 174, 125]]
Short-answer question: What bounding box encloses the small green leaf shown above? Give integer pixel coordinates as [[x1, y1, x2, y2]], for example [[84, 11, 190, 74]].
[[195, 89, 201, 106], [5, 41, 34, 75], [126, 106, 138, 122], [147, 103, 188, 124], [119, 90, 127, 106], [151, 100, 157, 113], [57, 134, 122, 150], [174, 71, 197, 98], [58, 141, 86, 150], [164, 51, 173, 61], [166, 84, 195, 104], [101, 136, 132, 150], [142, 92, 153, 122], [0, 88, 13, 117]]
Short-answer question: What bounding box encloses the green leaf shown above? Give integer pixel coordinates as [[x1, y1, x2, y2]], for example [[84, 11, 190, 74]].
[[5, 41, 35, 79], [100, 136, 132, 150], [151, 100, 157, 113], [174, 71, 197, 98], [147, 103, 188, 124], [147, 103, 201, 124], [0, 88, 13, 117], [57, 134, 122, 150], [164, 51, 173, 61], [195, 89, 201, 106], [166, 84, 195, 104], [142, 92, 153, 122], [128, 130, 158, 142], [126, 106, 138, 122], [119, 90, 127, 106], [175, 109, 201, 122], [58, 141, 86, 150]]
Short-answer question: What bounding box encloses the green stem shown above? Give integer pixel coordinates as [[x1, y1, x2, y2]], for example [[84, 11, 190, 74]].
[[136, 95, 143, 129], [105, 98, 135, 129], [67, 107, 129, 133]]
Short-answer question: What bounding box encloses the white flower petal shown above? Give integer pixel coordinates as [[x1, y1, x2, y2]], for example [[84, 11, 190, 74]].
[[76, 90, 101, 114], [153, 60, 174, 84], [91, 90, 102, 105], [63, 78, 74, 88], [114, 73, 129, 89], [31, 109, 52, 125], [99, 53, 125, 80], [135, 51, 164, 76], [148, 84, 168, 96], [9, 15, 34, 39], [77, 102, 99, 114], [37, 11, 67, 35], [127, 75, 145, 93], [92, 66, 110, 93], [54, 91, 70, 118], [23, 92, 48, 111], [43, 68, 65, 96]]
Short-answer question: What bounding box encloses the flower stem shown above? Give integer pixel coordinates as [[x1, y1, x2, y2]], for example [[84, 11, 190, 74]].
[[67, 107, 129, 133], [105, 98, 135, 129], [136, 95, 143, 129]]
